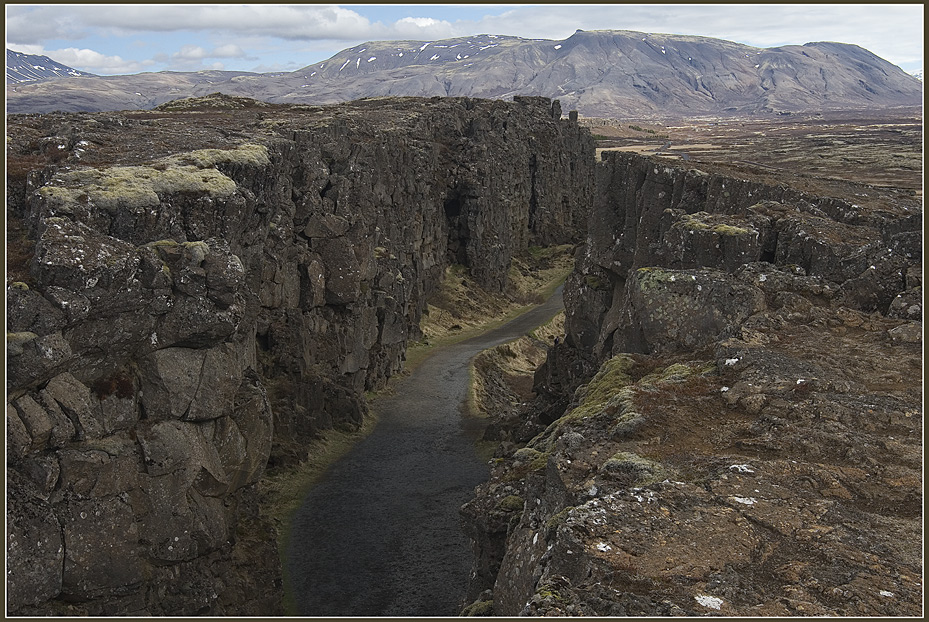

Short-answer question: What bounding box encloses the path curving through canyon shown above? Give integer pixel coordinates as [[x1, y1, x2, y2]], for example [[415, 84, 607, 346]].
[[287, 286, 564, 616]]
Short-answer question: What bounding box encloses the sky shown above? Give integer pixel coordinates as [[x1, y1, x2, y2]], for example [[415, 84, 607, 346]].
[[5, 3, 924, 76]]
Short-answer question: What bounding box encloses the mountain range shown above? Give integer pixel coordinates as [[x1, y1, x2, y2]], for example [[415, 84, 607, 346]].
[[6, 49, 96, 84], [6, 30, 923, 118]]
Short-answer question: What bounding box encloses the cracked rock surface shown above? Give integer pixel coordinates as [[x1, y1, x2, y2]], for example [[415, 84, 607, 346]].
[[462, 150, 921, 616], [6, 95, 593, 615]]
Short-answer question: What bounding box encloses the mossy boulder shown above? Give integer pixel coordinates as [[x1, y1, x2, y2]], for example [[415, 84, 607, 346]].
[[660, 209, 766, 273], [600, 450, 668, 486], [38, 163, 238, 215], [617, 267, 766, 354], [461, 599, 494, 616], [496, 495, 526, 513]]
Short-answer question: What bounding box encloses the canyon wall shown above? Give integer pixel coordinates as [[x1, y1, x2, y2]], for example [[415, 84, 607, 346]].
[[462, 151, 922, 615], [5, 96, 595, 615]]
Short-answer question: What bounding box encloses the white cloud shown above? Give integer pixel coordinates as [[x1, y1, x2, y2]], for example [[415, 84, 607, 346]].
[[5, 43, 47, 56], [397, 17, 443, 28], [174, 45, 209, 61], [5, 4, 923, 75], [463, 4, 923, 68], [7, 5, 378, 41], [212, 43, 246, 58], [42, 46, 153, 74], [171, 43, 246, 62], [391, 16, 457, 39]]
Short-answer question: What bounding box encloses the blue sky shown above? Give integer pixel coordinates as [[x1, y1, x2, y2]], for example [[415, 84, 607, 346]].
[[5, 4, 924, 76]]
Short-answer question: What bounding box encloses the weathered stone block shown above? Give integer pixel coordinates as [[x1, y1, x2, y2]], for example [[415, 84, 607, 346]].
[[42, 372, 104, 440], [33, 217, 140, 293], [317, 237, 362, 304], [617, 267, 766, 354], [60, 495, 143, 598], [13, 394, 54, 450], [35, 391, 77, 448], [660, 210, 765, 272], [7, 406, 31, 461], [6, 471, 64, 610], [6, 284, 65, 335], [6, 331, 74, 390], [139, 348, 204, 420], [20, 454, 61, 497]]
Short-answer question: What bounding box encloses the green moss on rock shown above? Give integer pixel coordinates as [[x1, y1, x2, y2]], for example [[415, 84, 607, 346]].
[[677, 212, 753, 236], [36, 143, 268, 215], [529, 354, 639, 452], [602, 450, 668, 486], [544, 506, 576, 532], [461, 599, 494, 616], [7, 331, 38, 356], [496, 495, 525, 512], [39, 163, 237, 213], [169, 143, 270, 168]]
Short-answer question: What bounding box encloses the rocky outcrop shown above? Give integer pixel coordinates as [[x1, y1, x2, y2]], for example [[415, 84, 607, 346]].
[[5, 95, 594, 615], [566, 151, 920, 360], [462, 151, 922, 616]]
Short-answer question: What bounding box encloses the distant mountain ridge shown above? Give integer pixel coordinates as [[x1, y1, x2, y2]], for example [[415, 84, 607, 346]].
[[6, 49, 95, 84], [6, 30, 923, 117]]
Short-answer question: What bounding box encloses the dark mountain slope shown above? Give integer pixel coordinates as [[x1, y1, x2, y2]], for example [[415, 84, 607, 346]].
[[6, 49, 96, 84]]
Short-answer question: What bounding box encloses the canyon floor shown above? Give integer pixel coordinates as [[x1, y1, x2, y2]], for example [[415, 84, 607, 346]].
[[259, 246, 574, 615], [286, 286, 565, 616]]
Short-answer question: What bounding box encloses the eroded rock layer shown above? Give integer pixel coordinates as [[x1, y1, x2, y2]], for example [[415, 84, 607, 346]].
[[462, 151, 922, 616], [5, 95, 594, 615]]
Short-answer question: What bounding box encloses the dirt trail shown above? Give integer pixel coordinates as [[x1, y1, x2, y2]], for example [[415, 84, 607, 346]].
[[287, 287, 564, 616]]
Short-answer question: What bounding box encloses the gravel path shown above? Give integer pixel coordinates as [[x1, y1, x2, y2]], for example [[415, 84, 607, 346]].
[[287, 287, 564, 616]]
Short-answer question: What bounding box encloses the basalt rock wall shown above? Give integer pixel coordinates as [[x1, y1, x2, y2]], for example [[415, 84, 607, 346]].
[[5, 96, 595, 615], [462, 150, 922, 616], [564, 150, 921, 362]]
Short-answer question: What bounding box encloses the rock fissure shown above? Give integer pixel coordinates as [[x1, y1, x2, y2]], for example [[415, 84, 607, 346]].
[[6, 95, 593, 615], [462, 136, 921, 616], [6, 95, 921, 616]]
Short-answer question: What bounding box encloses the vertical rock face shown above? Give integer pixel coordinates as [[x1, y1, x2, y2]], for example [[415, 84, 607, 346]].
[[5, 96, 595, 615], [462, 150, 922, 616], [565, 150, 919, 361]]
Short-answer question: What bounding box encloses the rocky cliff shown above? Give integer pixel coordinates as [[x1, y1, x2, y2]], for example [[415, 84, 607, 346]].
[[462, 151, 922, 615], [5, 95, 595, 615]]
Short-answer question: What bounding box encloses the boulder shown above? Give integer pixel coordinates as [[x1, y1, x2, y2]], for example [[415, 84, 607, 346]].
[[616, 267, 766, 354]]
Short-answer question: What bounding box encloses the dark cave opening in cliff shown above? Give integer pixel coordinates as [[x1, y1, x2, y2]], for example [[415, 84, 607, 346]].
[[444, 192, 469, 265]]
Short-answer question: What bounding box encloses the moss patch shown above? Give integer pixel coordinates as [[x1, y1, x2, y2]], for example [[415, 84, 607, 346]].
[[36, 143, 267, 214], [461, 599, 494, 616], [544, 505, 576, 534], [39, 163, 237, 213], [677, 212, 753, 236], [168, 143, 270, 168], [601, 450, 669, 486], [496, 495, 526, 512], [529, 354, 639, 452]]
